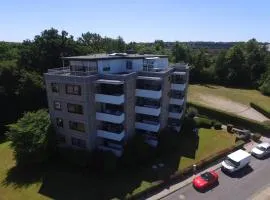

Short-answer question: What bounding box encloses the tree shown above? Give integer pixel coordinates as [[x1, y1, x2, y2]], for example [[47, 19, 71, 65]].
[[172, 42, 190, 63], [215, 50, 228, 83], [6, 109, 55, 165], [18, 28, 80, 73]]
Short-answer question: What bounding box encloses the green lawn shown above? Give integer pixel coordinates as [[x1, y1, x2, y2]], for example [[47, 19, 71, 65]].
[[188, 84, 270, 112], [0, 129, 235, 199], [178, 128, 236, 170]]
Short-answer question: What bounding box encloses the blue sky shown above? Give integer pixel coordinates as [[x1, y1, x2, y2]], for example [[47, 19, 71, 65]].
[[1, 0, 270, 42]]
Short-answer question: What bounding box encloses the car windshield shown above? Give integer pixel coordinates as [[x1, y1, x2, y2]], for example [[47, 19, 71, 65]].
[[201, 172, 214, 181], [225, 157, 240, 167], [257, 146, 266, 151]]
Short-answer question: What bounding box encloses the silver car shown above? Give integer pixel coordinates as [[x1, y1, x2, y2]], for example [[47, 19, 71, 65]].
[[251, 142, 270, 158]]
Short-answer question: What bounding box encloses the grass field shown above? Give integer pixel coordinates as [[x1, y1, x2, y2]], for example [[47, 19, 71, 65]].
[[0, 128, 235, 199], [188, 84, 270, 112]]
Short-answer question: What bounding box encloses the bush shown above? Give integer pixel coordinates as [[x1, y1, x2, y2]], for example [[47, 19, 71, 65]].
[[251, 133, 261, 142], [194, 117, 212, 128], [250, 102, 270, 118], [186, 107, 198, 118], [187, 102, 270, 135], [214, 122, 222, 130]]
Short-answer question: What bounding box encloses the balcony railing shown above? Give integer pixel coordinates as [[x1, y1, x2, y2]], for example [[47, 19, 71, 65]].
[[169, 110, 184, 119], [136, 89, 162, 99], [96, 111, 125, 124], [98, 144, 123, 157], [171, 83, 186, 91], [97, 130, 125, 141], [95, 94, 124, 105], [170, 98, 184, 105], [135, 106, 161, 116], [135, 122, 160, 132]]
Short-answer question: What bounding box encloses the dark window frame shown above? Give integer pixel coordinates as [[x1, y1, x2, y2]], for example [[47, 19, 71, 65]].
[[71, 137, 86, 148], [51, 83, 59, 93], [66, 84, 81, 95], [56, 117, 64, 127], [67, 103, 83, 114], [69, 121, 85, 132]]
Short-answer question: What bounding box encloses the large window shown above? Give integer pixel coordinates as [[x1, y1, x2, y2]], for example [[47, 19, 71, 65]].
[[56, 117, 63, 127], [69, 121, 85, 132], [51, 83, 59, 93], [54, 101, 61, 110], [66, 84, 81, 95], [67, 103, 83, 114], [71, 137, 86, 148]]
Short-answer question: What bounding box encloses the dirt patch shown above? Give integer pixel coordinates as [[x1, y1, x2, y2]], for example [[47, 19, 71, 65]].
[[196, 94, 269, 122]]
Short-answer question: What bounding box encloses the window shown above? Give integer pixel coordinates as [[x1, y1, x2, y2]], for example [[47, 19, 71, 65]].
[[51, 83, 59, 93], [54, 101, 61, 110], [66, 84, 81, 95], [56, 118, 63, 127], [103, 66, 110, 72], [71, 137, 86, 148], [69, 121, 85, 132], [57, 134, 66, 144], [126, 60, 132, 70], [67, 103, 83, 114]]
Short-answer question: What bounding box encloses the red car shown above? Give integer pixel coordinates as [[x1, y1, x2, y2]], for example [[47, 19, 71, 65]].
[[193, 171, 219, 191]]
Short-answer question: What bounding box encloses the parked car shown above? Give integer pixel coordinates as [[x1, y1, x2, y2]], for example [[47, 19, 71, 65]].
[[193, 171, 219, 191], [222, 149, 251, 173], [251, 142, 270, 158]]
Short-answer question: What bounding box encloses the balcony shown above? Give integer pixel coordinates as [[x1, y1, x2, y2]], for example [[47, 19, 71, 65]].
[[135, 121, 160, 132], [95, 94, 124, 105], [136, 89, 162, 99], [169, 110, 184, 119], [97, 130, 125, 141], [171, 83, 186, 91], [170, 98, 185, 105], [135, 106, 161, 116], [96, 111, 125, 124]]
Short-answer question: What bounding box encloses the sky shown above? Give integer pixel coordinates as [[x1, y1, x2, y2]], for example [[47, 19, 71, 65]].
[[1, 0, 270, 43]]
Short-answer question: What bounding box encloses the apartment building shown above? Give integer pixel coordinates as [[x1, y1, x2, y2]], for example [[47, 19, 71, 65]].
[[44, 53, 189, 156]]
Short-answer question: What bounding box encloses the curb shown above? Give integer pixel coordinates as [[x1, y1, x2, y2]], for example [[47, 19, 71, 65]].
[[149, 164, 222, 200]]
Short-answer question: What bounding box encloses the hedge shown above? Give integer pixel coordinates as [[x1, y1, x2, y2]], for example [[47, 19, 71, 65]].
[[187, 102, 270, 135], [250, 102, 270, 119], [194, 117, 212, 128], [126, 139, 246, 199]]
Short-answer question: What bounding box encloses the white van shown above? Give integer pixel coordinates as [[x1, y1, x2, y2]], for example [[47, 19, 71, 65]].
[[221, 149, 251, 173]]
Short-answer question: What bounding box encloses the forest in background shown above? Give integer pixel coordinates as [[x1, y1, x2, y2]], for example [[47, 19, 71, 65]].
[[1, 28, 270, 135]]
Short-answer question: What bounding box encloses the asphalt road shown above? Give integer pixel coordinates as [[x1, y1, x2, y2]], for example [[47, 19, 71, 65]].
[[164, 155, 270, 200]]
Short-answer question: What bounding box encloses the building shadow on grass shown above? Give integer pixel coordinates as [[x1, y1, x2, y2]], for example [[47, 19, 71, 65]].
[[3, 133, 200, 199]]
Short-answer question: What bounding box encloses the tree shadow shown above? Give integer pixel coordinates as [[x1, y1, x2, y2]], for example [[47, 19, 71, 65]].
[[2, 164, 44, 189]]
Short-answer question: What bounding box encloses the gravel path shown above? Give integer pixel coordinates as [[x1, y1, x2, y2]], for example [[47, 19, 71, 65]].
[[196, 94, 269, 122]]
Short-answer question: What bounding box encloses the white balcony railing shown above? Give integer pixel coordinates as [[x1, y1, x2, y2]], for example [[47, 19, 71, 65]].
[[96, 112, 125, 124], [135, 106, 161, 116], [169, 110, 184, 119], [136, 89, 162, 99], [97, 130, 125, 141], [95, 94, 124, 105], [171, 83, 186, 91], [135, 122, 160, 132], [170, 98, 185, 105]]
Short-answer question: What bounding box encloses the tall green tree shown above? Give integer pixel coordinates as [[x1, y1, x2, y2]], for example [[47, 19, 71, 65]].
[[7, 109, 55, 165]]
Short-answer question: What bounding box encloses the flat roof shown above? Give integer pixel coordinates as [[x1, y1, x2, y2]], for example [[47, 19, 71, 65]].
[[228, 149, 250, 162], [94, 79, 124, 85], [62, 53, 168, 61], [137, 76, 162, 81]]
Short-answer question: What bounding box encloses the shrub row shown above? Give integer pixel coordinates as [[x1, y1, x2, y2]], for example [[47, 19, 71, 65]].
[[127, 139, 246, 199], [187, 102, 270, 135], [250, 102, 270, 119], [195, 117, 222, 130]]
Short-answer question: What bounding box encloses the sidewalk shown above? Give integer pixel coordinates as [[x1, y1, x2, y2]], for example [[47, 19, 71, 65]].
[[147, 137, 269, 200]]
